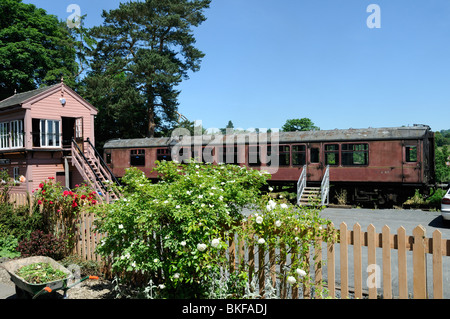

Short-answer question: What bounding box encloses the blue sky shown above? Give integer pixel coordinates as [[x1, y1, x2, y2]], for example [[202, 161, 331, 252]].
[[23, 0, 450, 132]]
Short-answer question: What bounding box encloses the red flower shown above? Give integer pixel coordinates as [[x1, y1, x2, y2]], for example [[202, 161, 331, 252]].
[[39, 183, 44, 188], [63, 190, 69, 196], [48, 177, 55, 180], [49, 201, 53, 205], [92, 200, 97, 205], [81, 195, 87, 200], [72, 201, 78, 208], [37, 200, 43, 205]]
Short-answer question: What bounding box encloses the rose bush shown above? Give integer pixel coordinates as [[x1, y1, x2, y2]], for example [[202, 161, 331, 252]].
[[93, 161, 270, 298], [32, 177, 99, 252], [93, 160, 337, 299], [242, 193, 337, 297]]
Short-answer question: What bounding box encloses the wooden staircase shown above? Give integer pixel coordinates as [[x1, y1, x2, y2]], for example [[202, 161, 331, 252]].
[[298, 187, 322, 206], [297, 165, 330, 207], [71, 138, 121, 203]]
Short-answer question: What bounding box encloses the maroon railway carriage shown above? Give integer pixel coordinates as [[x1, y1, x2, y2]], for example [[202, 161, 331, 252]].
[[103, 125, 435, 206]]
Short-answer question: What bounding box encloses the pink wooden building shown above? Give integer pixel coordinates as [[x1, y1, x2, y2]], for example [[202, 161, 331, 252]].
[[0, 82, 117, 201]]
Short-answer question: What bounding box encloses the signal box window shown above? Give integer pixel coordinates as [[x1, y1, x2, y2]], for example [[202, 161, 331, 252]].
[[406, 146, 417, 162], [342, 144, 368, 166], [310, 148, 320, 163], [157, 148, 172, 162], [292, 145, 306, 166], [325, 144, 339, 166], [130, 149, 145, 166]]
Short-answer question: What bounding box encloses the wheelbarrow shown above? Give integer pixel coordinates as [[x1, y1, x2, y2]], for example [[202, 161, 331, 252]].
[[1, 256, 98, 299]]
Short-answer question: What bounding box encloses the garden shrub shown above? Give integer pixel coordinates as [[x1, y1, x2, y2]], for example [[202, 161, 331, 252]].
[[18, 230, 66, 260], [93, 161, 337, 299], [32, 177, 99, 253], [94, 161, 270, 298], [0, 233, 21, 259]]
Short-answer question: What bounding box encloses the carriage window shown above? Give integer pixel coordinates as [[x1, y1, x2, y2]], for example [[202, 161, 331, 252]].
[[202, 147, 214, 164], [292, 145, 306, 166], [268, 145, 290, 166], [325, 144, 339, 166], [157, 148, 172, 162], [105, 152, 111, 164], [130, 149, 145, 166], [279, 145, 290, 166], [248, 146, 260, 166], [406, 146, 417, 162], [342, 144, 368, 166], [310, 148, 320, 163], [218, 146, 238, 165]]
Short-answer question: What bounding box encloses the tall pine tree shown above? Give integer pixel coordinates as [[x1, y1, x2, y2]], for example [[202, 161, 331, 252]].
[[84, 0, 211, 140]]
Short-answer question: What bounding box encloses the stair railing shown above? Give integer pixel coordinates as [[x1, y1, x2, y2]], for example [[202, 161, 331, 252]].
[[321, 165, 330, 206], [86, 138, 121, 187], [72, 139, 107, 193], [297, 165, 307, 205]]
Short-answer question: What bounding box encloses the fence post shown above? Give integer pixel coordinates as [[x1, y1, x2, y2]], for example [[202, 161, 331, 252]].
[[353, 223, 363, 299], [327, 222, 335, 298], [340, 222, 348, 299], [367, 224, 377, 299], [397, 226, 408, 299], [432, 230, 443, 299], [382, 225, 392, 299], [413, 225, 427, 299]]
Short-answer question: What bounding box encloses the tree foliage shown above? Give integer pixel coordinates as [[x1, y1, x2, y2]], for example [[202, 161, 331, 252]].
[[0, 0, 79, 100], [281, 118, 320, 132], [84, 0, 211, 140]]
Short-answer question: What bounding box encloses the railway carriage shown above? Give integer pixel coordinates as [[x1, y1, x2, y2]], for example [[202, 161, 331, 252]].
[[103, 125, 435, 206]]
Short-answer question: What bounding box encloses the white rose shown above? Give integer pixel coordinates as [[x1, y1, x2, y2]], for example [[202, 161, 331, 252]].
[[296, 268, 307, 278], [287, 276, 296, 285], [211, 238, 220, 248], [180, 241, 187, 246], [197, 243, 207, 252], [256, 216, 263, 224], [280, 203, 288, 209], [275, 220, 282, 227], [258, 238, 265, 245], [173, 273, 180, 279]]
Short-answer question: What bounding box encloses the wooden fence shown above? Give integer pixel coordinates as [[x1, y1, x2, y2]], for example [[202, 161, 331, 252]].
[[74, 213, 450, 299]]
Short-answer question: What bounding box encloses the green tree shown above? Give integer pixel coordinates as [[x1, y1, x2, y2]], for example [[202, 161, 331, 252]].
[[282, 118, 320, 132], [85, 0, 211, 138], [0, 0, 79, 100], [435, 146, 450, 183]]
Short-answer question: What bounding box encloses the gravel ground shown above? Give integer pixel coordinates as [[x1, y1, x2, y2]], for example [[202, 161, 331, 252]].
[[0, 258, 114, 299]]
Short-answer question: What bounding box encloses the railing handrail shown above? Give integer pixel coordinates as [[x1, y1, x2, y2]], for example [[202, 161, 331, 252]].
[[72, 138, 107, 193], [86, 138, 121, 186], [321, 165, 330, 206], [297, 165, 307, 205]]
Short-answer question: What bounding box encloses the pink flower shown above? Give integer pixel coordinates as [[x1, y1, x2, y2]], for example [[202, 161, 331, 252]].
[[37, 200, 43, 205]]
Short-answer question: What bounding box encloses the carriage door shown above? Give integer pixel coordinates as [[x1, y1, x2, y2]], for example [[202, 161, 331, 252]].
[[74, 117, 84, 152], [402, 140, 420, 184], [308, 143, 323, 182]]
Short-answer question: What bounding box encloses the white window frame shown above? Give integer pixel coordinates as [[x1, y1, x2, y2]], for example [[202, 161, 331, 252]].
[[0, 120, 24, 150], [40, 120, 61, 148]]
